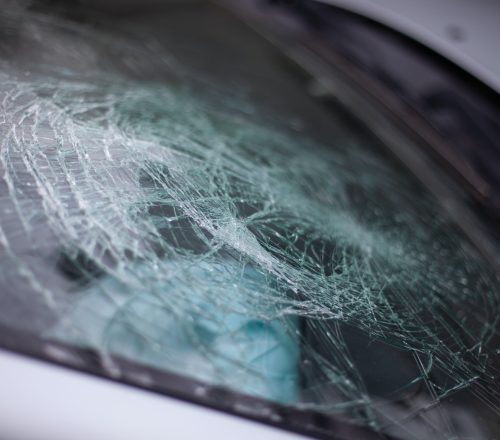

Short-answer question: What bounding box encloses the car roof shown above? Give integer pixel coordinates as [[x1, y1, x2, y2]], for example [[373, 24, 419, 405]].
[[318, 0, 500, 93]]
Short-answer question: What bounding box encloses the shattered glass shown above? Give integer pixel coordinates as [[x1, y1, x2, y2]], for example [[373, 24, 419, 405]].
[[0, 4, 500, 439]]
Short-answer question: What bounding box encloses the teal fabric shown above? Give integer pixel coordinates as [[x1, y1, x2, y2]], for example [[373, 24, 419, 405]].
[[52, 259, 299, 404]]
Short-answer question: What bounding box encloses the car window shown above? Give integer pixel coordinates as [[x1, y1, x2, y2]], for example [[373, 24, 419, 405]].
[[0, 3, 499, 439]]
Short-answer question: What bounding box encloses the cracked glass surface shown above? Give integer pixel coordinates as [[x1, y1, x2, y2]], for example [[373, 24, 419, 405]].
[[0, 4, 500, 439]]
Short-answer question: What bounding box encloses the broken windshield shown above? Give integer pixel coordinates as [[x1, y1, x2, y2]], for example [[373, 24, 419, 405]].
[[0, 3, 499, 439]]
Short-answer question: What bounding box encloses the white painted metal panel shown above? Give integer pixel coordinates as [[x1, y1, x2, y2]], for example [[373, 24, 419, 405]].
[[320, 0, 500, 92], [0, 349, 306, 440]]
